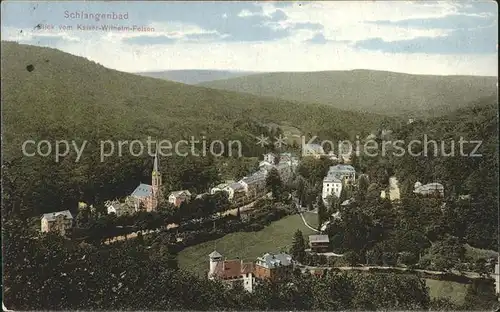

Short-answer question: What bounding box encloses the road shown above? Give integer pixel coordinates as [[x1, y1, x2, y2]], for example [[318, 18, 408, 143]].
[[105, 193, 271, 244], [298, 264, 486, 279]]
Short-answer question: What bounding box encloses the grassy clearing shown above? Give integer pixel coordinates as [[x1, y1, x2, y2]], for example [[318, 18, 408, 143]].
[[425, 278, 469, 305], [178, 214, 316, 277], [302, 211, 320, 230], [465, 244, 498, 261]]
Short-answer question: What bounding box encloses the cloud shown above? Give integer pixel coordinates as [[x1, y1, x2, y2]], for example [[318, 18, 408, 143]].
[[0, 1, 497, 76], [123, 35, 177, 45], [306, 33, 329, 44], [355, 28, 497, 54]]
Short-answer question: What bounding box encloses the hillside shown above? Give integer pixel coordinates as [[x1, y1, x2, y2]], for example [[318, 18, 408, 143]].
[[135, 69, 258, 84], [199, 70, 497, 117], [1, 41, 391, 216]]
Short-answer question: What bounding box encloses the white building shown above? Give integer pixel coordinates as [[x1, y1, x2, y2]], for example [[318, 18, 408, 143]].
[[259, 153, 298, 182], [41, 210, 73, 235], [263, 153, 277, 164], [380, 177, 401, 202], [239, 170, 267, 199], [302, 143, 326, 158], [168, 190, 192, 207], [413, 182, 444, 197], [105, 200, 135, 216], [322, 175, 342, 203]]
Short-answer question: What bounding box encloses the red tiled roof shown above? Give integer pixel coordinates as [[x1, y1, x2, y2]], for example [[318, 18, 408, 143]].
[[213, 259, 254, 279], [241, 262, 254, 274]]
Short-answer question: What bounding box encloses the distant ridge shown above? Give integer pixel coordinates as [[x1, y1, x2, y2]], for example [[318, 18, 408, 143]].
[[135, 69, 260, 85], [199, 69, 497, 117]]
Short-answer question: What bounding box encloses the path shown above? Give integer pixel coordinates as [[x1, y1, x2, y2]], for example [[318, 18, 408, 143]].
[[105, 193, 271, 244], [294, 198, 320, 233], [299, 211, 320, 233], [222, 192, 271, 217], [299, 264, 486, 279]]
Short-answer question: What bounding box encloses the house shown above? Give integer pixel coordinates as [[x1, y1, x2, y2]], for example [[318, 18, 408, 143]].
[[322, 175, 342, 204], [259, 161, 276, 173], [195, 193, 210, 200], [380, 176, 401, 201], [208, 251, 255, 292], [327, 151, 338, 161], [263, 152, 278, 164], [302, 143, 326, 158], [130, 145, 163, 211], [309, 235, 330, 253], [224, 182, 246, 205], [413, 182, 444, 197], [105, 200, 135, 216], [328, 164, 356, 184], [254, 252, 293, 281], [239, 171, 267, 199], [259, 153, 298, 182], [211, 182, 230, 194], [41, 210, 73, 236], [337, 143, 353, 163], [168, 190, 192, 207], [208, 251, 294, 292]]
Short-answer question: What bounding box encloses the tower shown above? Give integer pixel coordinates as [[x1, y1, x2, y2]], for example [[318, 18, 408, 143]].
[[151, 142, 162, 210], [208, 250, 223, 279]]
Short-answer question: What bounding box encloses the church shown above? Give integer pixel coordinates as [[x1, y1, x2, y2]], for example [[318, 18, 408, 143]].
[[129, 145, 163, 211]]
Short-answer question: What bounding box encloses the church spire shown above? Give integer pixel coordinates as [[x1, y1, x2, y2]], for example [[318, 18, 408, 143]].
[[153, 141, 159, 173]]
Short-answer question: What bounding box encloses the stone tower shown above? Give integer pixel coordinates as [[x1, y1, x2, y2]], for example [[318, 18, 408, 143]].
[[208, 250, 223, 279]]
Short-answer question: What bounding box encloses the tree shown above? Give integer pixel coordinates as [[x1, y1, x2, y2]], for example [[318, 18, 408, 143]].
[[427, 235, 465, 271], [473, 258, 489, 277], [357, 174, 370, 200], [461, 279, 499, 310], [290, 230, 306, 264], [266, 168, 283, 200], [325, 194, 340, 215], [344, 251, 361, 266], [317, 197, 328, 229]]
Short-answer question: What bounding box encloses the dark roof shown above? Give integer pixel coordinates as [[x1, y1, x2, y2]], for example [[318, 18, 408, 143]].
[[131, 183, 152, 198]]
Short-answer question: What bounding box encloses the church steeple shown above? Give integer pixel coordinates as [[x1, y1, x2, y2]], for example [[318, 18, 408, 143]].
[[151, 142, 162, 210], [153, 143, 159, 175]]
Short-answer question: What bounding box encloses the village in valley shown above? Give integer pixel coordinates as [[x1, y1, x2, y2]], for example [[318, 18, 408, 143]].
[[2, 1, 498, 311], [39, 139, 500, 300]]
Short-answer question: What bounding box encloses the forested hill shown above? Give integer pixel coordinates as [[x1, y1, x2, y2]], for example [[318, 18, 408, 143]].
[[1, 41, 393, 217], [393, 95, 498, 250], [392, 94, 498, 200], [199, 70, 497, 118]]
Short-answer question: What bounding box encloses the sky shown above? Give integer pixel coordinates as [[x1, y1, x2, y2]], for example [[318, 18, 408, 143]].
[[1, 1, 498, 76]]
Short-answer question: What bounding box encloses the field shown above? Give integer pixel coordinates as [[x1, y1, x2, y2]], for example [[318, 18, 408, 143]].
[[301, 211, 320, 230], [178, 213, 317, 277], [425, 279, 469, 305], [178, 211, 473, 305]]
